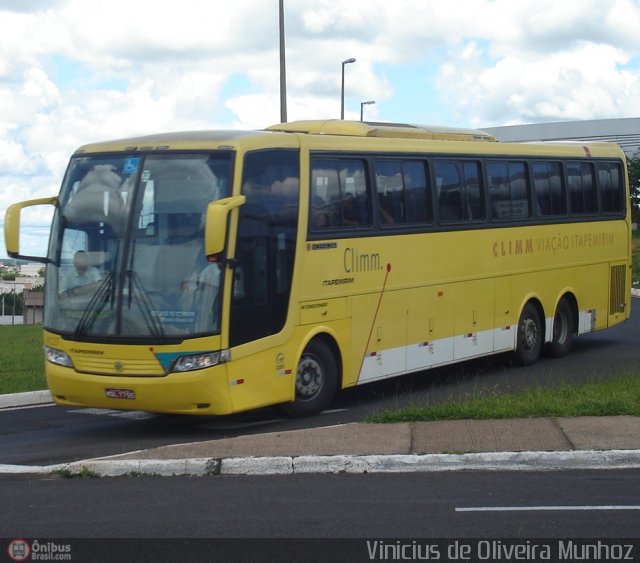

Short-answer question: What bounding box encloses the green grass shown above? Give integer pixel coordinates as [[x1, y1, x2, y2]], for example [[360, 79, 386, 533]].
[[0, 324, 46, 394], [2, 322, 640, 425], [365, 375, 640, 423]]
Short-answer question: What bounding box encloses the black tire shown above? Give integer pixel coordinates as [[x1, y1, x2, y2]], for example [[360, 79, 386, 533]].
[[548, 298, 574, 358], [280, 339, 338, 417], [515, 302, 543, 366]]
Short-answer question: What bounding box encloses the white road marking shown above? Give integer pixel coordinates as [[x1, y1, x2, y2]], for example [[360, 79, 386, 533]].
[[456, 505, 640, 512], [70, 408, 123, 415], [70, 408, 155, 420]]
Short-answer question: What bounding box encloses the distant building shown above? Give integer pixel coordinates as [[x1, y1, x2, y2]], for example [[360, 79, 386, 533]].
[[23, 291, 44, 324], [484, 117, 640, 157], [19, 263, 43, 277]]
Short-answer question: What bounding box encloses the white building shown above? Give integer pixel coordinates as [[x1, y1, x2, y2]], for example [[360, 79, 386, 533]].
[[19, 263, 44, 277], [484, 117, 640, 157]]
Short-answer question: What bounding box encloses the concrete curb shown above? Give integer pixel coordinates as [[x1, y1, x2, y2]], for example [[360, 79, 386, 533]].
[[0, 390, 52, 410], [3, 449, 640, 477]]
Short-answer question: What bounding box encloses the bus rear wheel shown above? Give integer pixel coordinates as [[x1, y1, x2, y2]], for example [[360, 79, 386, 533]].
[[548, 298, 574, 358], [281, 339, 338, 417], [515, 302, 543, 366]]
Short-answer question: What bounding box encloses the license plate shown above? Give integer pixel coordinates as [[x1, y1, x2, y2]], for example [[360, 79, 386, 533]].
[[105, 388, 136, 400]]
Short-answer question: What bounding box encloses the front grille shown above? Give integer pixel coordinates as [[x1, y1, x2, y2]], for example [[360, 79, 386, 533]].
[[73, 356, 164, 376]]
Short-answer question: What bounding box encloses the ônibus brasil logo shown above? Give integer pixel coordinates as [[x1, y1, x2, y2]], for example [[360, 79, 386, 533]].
[[7, 539, 31, 562]]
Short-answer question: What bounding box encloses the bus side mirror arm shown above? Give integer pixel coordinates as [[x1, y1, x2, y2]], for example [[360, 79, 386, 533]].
[[204, 195, 246, 256], [4, 197, 58, 262]]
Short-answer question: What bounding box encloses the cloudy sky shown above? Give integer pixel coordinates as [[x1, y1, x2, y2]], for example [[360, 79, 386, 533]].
[[2, 0, 640, 258]]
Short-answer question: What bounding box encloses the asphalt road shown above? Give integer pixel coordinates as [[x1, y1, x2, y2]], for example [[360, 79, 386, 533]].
[[2, 469, 635, 538], [0, 469, 639, 561], [1, 304, 638, 466]]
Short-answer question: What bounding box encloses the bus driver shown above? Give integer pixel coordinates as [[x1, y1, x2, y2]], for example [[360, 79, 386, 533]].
[[60, 250, 102, 299]]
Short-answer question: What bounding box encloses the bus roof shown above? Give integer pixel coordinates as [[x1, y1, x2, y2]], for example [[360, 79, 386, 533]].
[[266, 119, 497, 142], [73, 129, 271, 154], [72, 120, 624, 159]]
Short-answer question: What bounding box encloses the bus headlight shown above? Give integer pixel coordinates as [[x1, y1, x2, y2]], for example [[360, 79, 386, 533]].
[[172, 350, 228, 373], [44, 346, 74, 368]]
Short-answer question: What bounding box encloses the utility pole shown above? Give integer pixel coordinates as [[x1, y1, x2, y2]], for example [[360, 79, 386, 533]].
[[279, 0, 287, 123]]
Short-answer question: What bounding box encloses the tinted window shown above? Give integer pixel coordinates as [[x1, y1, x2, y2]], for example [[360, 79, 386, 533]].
[[568, 161, 596, 214], [598, 162, 625, 214], [311, 159, 371, 229], [375, 159, 431, 225], [435, 160, 484, 223], [230, 149, 299, 346], [532, 161, 565, 216], [487, 161, 530, 219]]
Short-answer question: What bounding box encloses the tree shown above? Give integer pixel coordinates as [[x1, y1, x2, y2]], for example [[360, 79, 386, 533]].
[[0, 291, 23, 316], [628, 156, 640, 226]]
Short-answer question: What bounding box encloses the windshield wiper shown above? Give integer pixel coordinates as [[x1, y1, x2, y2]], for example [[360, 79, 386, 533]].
[[73, 271, 115, 338], [126, 270, 165, 340]]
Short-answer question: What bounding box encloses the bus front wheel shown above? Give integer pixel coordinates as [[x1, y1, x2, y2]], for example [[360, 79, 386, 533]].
[[515, 302, 543, 366], [281, 339, 338, 417]]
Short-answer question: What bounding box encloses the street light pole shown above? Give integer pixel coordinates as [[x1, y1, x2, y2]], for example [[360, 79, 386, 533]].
[[360, 100, 375, 121], [340, 58, 356, 119]]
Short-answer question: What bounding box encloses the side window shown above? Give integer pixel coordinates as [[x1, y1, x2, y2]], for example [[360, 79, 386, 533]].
[[598, 162, 625, 214], [404, 162, 432, 223], [463, 161, 484, 221], [487, 161, 530, 220], [310, 158, 371, 230], [374, 159, 431, 225], [435, 161, 462, 222], [435, 160, 484, 223], [532, 162, 566, 216], [568, 161, 597, 214]]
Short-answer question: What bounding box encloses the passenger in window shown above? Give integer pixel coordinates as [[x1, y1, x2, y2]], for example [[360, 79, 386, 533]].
[[379, 201, 395, 224], [342, 193, 360, 226], [311, 195, 330, 228], [314, 211, 330, 228]]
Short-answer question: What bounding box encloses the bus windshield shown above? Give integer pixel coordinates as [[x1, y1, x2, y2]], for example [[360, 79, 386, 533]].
[[44, 152, 232, 342]]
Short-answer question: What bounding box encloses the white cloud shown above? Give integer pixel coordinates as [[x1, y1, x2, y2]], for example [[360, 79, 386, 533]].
[[2, 0, 640, 257], [439, 38, 640, 126]]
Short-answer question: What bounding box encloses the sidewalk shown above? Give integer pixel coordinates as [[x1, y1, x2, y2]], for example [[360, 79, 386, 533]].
[[2, 392, 640, 477], [79, 416, 639, 476]]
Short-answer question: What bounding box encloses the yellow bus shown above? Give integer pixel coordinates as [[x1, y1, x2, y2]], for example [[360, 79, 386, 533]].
[[4, 120, 632, 416]]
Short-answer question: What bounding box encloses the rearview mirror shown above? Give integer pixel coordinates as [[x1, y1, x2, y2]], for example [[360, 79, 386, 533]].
[[204, 195, 246, 256], [4, 197, 58, 262]]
